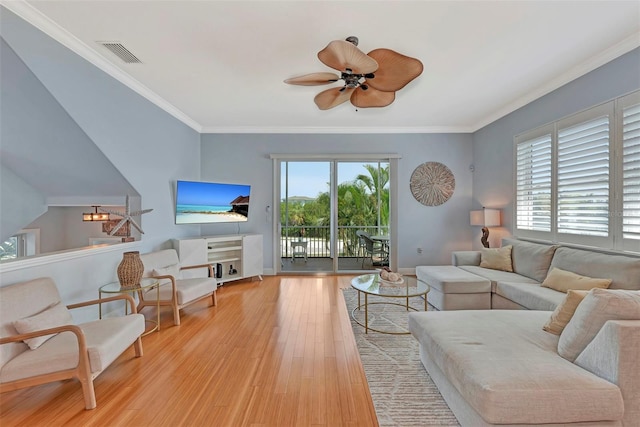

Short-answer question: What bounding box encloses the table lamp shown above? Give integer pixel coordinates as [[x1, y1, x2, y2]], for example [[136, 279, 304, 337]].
[[470, 208, 501, 248]]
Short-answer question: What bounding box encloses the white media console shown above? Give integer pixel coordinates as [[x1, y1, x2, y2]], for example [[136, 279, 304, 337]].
[[172, 234, 263, 284]]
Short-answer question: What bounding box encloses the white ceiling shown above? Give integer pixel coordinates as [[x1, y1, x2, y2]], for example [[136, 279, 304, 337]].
[[5, 0, 640, 133]]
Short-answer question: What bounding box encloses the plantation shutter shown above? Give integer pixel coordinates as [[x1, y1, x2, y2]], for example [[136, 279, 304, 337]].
[[622, 102, 640, 242], [515, 133, 552, 233], [557, 114, 610, 237]]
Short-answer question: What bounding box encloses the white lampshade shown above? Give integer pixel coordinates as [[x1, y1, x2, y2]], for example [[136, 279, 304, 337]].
[[470, 208, 501, 227]]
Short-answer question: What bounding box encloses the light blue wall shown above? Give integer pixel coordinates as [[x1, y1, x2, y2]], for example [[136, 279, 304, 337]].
[[0, 37, 137, 241], [471, 48, 640, 249], [0, 166, 46, 242], [0, 8, 202, 318], [1, 9, 202, 246], [200, 133, 475, 271]]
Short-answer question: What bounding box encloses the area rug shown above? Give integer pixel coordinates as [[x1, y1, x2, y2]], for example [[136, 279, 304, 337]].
[[342, 288, 460, 426]]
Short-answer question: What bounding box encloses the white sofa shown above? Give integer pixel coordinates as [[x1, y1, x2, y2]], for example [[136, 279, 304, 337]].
[[417, 238, 640, 311], [410, 240, 640, 426], [409, 309, 640, 426]]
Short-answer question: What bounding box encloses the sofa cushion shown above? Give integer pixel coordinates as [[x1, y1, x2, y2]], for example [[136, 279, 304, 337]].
[[549, 247, 640, 290], [503, 238, 558, 282], [543, 290, 590, 335], [558, 289, 640, 362], [415, 266, 490, 294], [495, 282, 565, 311], [0, 315, 145, 383], [458, 266, 539, 292], [408, 310, 624, 425], [479, 245, 513, 272], [542, 267, 612, 293], [13, 302, 74, 350], [146, 278, 216, 305]]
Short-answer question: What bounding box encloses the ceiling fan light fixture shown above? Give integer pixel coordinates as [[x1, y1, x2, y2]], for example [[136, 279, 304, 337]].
[[285, 36, 422, 110]]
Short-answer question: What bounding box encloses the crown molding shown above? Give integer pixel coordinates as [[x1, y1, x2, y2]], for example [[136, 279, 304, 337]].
[[1, 0, 203, 132], [471, 31, 640, 132], [199, 125, 475, 134]]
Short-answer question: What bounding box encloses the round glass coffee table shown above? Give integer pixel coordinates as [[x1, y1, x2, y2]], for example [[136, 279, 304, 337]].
[[350, 274, 430, 334]]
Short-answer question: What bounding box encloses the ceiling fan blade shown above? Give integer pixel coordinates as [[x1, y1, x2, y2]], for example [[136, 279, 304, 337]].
[[350, 86, 395, 108], [318, 40, 378, 74], [284, 72, 340, 86], [365, 49, 423, 92], [314, 87, 355, 110]]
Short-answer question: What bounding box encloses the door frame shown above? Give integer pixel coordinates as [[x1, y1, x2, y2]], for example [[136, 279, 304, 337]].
[[271, 153, 400, 274]]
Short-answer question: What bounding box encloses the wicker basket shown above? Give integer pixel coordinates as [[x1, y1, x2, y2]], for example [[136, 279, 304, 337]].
[[117, 251, 144, 290]]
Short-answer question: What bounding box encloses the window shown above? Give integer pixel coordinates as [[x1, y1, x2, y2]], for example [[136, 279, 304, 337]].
[[621, 93, 640, 249], [0, 237, 19, 260], [556, 107, 611, 245], [515, 132, 552, 233], [0, 229, 40, 260], [514, 90, 640, 253]]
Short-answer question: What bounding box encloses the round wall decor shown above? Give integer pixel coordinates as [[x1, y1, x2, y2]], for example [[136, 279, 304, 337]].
[[410, 162, 455, 206]]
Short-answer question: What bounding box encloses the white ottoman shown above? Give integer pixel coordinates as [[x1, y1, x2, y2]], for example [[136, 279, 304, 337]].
[[416, 266, 491, 310]]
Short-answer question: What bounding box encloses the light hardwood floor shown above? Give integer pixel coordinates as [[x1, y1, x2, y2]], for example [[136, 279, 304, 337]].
[[0, 276, 378, 426]]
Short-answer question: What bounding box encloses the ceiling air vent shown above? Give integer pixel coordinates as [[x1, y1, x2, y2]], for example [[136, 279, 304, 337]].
[[98, 41, 142, 64]]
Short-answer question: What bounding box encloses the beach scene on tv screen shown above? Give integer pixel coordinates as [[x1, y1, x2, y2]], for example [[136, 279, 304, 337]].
[[176, 181, 250, 224]]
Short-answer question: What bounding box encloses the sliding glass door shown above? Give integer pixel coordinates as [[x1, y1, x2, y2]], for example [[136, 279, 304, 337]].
[[278, 159, 391, 273], [280, 161, 332, 272], [336, 161, 390, 271]]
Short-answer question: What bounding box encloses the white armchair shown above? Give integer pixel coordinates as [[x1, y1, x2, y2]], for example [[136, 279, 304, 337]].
[[139, 249, 217, 326], [0, 277, 145, 409]]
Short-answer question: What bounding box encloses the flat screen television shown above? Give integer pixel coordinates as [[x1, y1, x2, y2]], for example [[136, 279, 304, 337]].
[[175, 180, 251, 224]]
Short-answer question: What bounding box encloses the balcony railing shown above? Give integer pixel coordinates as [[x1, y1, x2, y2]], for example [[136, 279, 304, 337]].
[[281, 225, 389, 258]]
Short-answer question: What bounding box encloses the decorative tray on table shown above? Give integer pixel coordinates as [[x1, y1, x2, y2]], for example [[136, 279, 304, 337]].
[[378, 269, 404, 285]]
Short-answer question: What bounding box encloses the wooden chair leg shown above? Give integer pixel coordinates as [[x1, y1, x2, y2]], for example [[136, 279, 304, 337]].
[[173, 305, 181, 326], [133, 337, 143, 357], [76, 350, 96, 409], [78, 370, 96, 409], [212, 291, 217, 306]]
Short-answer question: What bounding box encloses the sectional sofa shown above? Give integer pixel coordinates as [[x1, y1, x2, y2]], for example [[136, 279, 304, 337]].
[[409, 239, 640, 426], [416, 238, 640, 311]]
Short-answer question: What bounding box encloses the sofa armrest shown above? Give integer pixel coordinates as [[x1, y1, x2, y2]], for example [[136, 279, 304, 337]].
[[574, 320, 640, 426], [451, 251, 481, 266], [0, 324, 85, 347], [67, 294, 138, 314]]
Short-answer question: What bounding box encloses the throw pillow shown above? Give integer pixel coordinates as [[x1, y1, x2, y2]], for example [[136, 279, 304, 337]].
[[479, 245, 513, 272], [542, 267, 612, 293], [543, 290, 590, 335], [558, 289, 640, 362], [13, 302, 74, 350]]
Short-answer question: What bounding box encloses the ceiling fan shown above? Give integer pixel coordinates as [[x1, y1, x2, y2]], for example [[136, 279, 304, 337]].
[[284, 36, 423, 110]]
